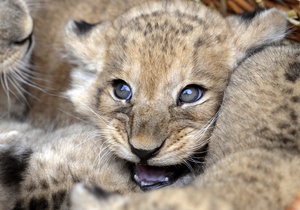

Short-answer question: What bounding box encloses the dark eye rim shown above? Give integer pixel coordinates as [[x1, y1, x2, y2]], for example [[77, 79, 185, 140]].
[[13, 30, 34, 46], [112, 79, 132, 101], [177, 84, 205, 105]]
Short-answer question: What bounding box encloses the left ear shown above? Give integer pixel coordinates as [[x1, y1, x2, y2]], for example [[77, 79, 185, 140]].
[[63, 20, 113, 116], [227, 8, 288, 63], [64, 20, 112, 71]]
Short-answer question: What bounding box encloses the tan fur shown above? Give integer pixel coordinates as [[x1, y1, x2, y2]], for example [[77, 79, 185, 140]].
[[26, 0, 149, 128], [0, 128, 31, 210], [65, 0, 287, 188], [0, 0, 293, 209], [0, 121, 136, 209], [70, 44, 300, 210], [0, 0, 33, 118]]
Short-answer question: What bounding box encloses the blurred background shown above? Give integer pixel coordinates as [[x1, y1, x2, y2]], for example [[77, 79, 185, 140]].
[[196, 0, 300, 42]]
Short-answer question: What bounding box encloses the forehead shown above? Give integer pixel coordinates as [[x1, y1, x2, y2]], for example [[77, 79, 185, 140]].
[[103, 2, 231, 99]]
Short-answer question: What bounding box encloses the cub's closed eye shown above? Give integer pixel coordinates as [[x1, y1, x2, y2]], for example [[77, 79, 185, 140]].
[[178, 85, 204, 104], [113, 80, 132, 101]]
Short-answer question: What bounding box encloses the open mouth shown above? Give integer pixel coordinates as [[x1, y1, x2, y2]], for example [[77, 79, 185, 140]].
[[131, 163, 189, 191], [128, 145, 208, 191]]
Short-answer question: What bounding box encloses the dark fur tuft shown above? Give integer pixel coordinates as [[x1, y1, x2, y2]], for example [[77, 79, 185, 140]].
[[0, 144, 32, 187], [73, 20, 96, 34], [239, 9, 265, 21], [85, 185, 113, 199]]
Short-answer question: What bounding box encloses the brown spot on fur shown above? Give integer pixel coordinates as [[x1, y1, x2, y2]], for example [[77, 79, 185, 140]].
[[52, 190, 66, 209], [289, 130, 297, 136], [277, 134, 294, 145], [282, 88, 293, 95], [277, 123, 289, 129], [71, 175, 81, 183], [285, 62, 300, 83], [41, 180, 49, 190], [291, 96, 300, 103], [129, 19, 142, 31], [290, 110, 298, 122], [152, 11, 162, 17], [259, 127, 292, 142], [29, 197, 49, 210], [51, 177, 59, 186], [194, 38, 205, 48], [144, 23, 153, 36], [216, 34, 227, 43], [13, 201, 25, 210], [25, 183, 37, 192], [272, 104, 289, 115], [181, 24, 193, 34]]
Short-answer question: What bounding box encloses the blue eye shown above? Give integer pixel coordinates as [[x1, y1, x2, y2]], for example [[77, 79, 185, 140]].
[[113, 80, 132, 101], [178, 85, 204, 104]]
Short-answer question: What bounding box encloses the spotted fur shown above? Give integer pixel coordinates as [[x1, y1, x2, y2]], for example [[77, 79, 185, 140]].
[[0, 135, 31, 210], [65, 0, 287, 192], [70, 44, 300, 210], [0, 0, 291, 209]]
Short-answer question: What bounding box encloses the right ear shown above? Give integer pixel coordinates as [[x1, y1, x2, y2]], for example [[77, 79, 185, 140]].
[[64, 20, 112, 116], [227, 8, 288, 65]]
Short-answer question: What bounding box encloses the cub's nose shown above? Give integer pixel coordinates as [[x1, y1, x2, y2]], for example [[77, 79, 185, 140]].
[[130, 144, 161, 162]]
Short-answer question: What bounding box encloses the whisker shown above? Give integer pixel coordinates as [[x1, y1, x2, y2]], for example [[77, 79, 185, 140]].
[[74, 101, 112, 127], [57, 108, 91, 124], [17, 60, 51, 80], [24, 0, 46, 12], [75, 131, 102, 148], [10, 74, 41, 101], [95, 145, 111, 171], [2, 72, 11, 108], [182, 158, 196, 177], [98, 151, 113, 173], [12, 69, 49, 93], [6, 75, 29, 105]]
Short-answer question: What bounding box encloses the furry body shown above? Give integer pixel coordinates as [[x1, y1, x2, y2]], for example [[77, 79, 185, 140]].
[[71, 44, 300, 210], [0, 0, 296, 209], [0, 121, 134, 209]]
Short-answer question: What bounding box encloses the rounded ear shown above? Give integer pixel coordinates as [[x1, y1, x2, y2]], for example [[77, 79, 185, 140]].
[[64, 20, 112, 73], [63, 20, 112, 117], [227, 8, 288, 64]]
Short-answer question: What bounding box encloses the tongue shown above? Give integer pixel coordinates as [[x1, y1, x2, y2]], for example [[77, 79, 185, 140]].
[[133, 164, 170, 189]]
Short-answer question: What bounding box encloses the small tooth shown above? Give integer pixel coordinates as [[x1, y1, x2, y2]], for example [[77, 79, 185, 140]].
[[164, 177, 169, 182], [141, 181, 152, 186], [134, 175, 139, 182]]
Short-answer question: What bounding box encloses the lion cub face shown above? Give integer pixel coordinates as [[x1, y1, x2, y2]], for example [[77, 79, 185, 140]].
[[66, 0, 287, 190]]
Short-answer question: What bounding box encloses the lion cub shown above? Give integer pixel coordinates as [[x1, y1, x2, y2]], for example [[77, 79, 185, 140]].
[[0, 0, 289, 209], [65, 0, 287, 192], [0, 0, 34, 118], [70, 44, 300, 210]]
